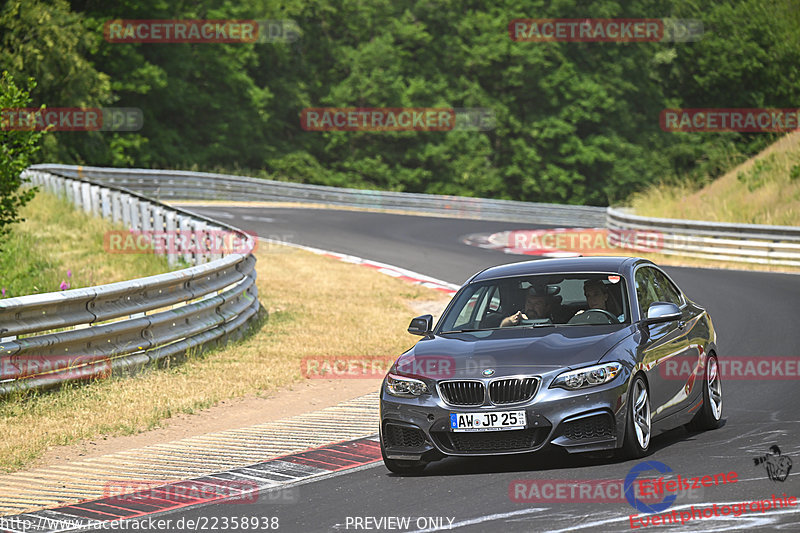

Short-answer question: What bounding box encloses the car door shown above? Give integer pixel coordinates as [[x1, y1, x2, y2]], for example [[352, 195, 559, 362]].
[[636, 266, 696, 422], [652, 268, 706, 408]]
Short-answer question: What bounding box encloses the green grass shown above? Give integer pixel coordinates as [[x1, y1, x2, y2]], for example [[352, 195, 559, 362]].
[[0, 189, 174, 299]]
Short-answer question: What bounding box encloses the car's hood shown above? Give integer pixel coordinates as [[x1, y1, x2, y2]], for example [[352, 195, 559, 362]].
[[395, 325, 634, 380]]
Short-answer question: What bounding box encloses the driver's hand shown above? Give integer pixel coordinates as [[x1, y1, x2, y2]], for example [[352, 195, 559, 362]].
[[501, 311, 528, 327]]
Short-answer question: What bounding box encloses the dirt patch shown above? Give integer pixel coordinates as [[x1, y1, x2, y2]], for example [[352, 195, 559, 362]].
[[405, 298, 450, 321]]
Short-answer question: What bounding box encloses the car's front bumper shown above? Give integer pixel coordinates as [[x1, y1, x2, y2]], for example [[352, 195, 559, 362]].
[[379, 373, 630, 460]]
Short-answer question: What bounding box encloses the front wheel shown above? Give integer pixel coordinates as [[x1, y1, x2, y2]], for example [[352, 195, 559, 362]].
[[620, 374, 652, 459], [686, 354, 723, 431], [381, 446, 427, 475]]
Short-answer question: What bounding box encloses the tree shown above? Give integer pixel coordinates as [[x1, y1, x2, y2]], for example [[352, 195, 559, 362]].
[[0, 71, 44, 245], [0, 0, 112, 164]]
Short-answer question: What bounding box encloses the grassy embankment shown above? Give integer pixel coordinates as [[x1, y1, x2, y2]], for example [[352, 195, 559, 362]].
[[629, 131, 800, 226], [614, 131, 800, 272]]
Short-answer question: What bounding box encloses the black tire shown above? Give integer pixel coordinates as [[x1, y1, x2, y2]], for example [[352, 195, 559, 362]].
[[381, 446, 427, 475], [686, 354, 723, 432], [620, 374, 652, 459]]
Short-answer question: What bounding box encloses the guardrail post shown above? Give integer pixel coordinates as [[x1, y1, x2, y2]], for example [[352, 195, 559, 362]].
[[164, 211, 177, 267], [69, 179, 77, 205], [209, 225, 223, 262], [83, 182, 94, 213], [140, 201, 152, 233], [89, 185, 101, 216], [111, 191, 122, 224], [152, 205, 165, 258], [55, 175, 67, 197], [100, 188, 112, 220], [121, 193, 132, 228], [179, 216, 195, 265], [73, 181, 82, 207], [64, 179, 74, 204], [195, 222, 210, 263], [129, 198, 141, 229]]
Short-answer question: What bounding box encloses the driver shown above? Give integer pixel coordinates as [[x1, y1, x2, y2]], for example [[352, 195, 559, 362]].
[[584, 279, 610, 310], [500, 286, 556, 327]]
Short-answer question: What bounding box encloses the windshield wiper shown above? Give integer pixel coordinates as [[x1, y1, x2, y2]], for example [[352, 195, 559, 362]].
[[440, 323, 557, 333]]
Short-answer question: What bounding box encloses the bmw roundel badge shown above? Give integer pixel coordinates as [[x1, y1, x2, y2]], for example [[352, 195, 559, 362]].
[[482, 368, 495, 377]]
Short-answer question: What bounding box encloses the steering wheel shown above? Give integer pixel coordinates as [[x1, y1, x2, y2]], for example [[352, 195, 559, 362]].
[[568, 308, 618, 325]]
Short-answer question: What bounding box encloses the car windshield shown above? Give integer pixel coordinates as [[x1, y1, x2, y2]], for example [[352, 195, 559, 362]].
[[438, 273, 630, 332]]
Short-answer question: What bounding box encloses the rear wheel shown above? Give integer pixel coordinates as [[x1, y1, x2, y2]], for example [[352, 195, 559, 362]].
[[686, 354, 723, 431], [620, 374, 652, 459], [381, 446, 427, 475]]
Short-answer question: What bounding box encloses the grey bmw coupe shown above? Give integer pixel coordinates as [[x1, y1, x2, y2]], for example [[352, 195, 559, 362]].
[[379, 257, 723, 474]]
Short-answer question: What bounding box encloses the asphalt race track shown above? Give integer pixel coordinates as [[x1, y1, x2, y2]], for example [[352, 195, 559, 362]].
[[120, 206, 800, 532]]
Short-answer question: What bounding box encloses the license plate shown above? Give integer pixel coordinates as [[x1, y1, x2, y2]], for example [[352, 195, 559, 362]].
[[450, 410, 526, 432]]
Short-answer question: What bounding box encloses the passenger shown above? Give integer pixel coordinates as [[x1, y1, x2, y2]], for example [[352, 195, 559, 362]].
[[500, 286, 556, 327], [573, 279, 624, 322]]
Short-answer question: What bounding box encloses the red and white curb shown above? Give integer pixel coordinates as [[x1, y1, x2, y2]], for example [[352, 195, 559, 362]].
[[0, 437, 382, 533], [461, 231, 582, 258]]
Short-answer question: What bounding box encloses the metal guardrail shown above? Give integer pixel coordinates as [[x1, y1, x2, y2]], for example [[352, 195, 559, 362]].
[[28, 165, 799, 267], [0, 170, 264, 397], [607, 207, 800, 267], [30, 164, 608, 227]]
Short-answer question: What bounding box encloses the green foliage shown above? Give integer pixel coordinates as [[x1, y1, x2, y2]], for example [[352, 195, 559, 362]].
[[0, 0, 113, 164], [0, 224, 56, 297], [737, 155, 775, 192], [0, 71, 43, 244], [2, 0, 799, 206]]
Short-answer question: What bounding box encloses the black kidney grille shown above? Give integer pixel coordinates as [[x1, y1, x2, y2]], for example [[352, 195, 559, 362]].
[[489, 377, 538, 404], [439, 381, 485, 406]]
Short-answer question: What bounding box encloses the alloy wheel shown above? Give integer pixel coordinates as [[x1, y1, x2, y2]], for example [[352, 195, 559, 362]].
[[707, 356, 723, 420], [633, 379, 651, 449]]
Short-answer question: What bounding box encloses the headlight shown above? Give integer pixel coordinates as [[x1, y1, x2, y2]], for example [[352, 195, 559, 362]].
[[551, 362, 622, 390], [386, 373, 430, 397]]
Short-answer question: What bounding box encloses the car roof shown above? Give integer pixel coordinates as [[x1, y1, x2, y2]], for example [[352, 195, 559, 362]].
[[470, 256, 648, 282]]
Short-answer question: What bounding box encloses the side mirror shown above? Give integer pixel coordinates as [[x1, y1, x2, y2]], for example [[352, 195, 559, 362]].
[[644, 302, 681, 324], [408, 314, 433, 336]]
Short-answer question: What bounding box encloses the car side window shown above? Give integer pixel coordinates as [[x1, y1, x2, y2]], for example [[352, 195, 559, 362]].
[[635, 267, 660, 315], [453, 288, 484, 329], [651, 269, 682, 306], [487, 286, 501, 313]]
